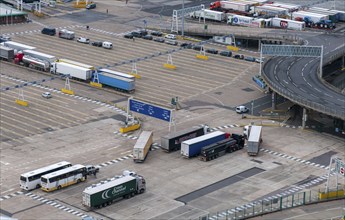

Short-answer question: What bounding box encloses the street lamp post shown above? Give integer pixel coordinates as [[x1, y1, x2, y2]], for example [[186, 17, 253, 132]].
[[181, 0, 184, 36]]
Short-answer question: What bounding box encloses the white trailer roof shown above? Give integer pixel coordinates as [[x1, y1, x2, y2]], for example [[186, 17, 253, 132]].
[[41, 164, 85, 179], [58, 58, 94, 70], [57, 62, 91, 71], [293, 11, 328, 17], [83, 175, 135, 194], [20, 161, 71, 178], [248, 126, 262, 142], [99, 72, 134, 83], [4, 41, 35, 50], [182, 131, 224, 145], [0, 45, 13, 51], [23, 50, 55, 59], [203, 9, 224, 14], [99, 68, 135, 80], [134, 131, 152, 150]]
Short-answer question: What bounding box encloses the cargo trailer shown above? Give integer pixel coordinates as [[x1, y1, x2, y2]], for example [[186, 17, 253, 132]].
[[190, 9, 226, 22], [98, 68, 135, 81], [292, 11, 328, 24], [160, 125, 209, 152], [271, 18, 305, 30], [82, 171, 145, 209], [247, 125, 262, 156], [210, 1, 251, 12], [307, 8, 338, 23], [23, 55, 50, 72], [254, 5, 288, 17], [0, 45, 14, 60], [227, 14, 254, 26], [58, 58, 95, 70], [50, 62, 93, 80], [23, 50, 57, 64], [181, 131, 226, 158], [133, 131, 153, 163], [2, 41, 36, 54], [95, 71, 135, 92]]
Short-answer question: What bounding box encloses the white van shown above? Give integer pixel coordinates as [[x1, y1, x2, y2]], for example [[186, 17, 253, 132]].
[[102, 42, 112, 49]]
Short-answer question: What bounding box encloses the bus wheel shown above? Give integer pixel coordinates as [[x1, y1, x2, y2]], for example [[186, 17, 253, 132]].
[[57, 185, 62, 190], [36, 184, 41, 189], [77, 179, 81, 183], [131, 192, 135, 197]]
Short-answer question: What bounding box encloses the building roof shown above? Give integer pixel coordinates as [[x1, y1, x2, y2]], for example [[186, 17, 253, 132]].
[[0, 3, 27, 17]]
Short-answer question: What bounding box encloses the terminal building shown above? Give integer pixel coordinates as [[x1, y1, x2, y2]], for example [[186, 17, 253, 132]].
[[0, 3, 28, 25]]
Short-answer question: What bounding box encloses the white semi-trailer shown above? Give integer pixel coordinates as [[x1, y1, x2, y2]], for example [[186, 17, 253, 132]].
[[2, 41, 36, 54], [23, 50, 57, 64], [271, 18, 305, 31], [292, 11, 328, 23], [50, 62, 93, 81], [190, 9, 226, 22]]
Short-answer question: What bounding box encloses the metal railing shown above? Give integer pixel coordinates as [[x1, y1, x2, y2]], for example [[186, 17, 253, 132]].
[[197, 188, 345, 220]]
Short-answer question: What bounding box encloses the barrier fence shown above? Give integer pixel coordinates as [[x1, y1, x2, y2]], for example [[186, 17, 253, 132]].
[[197, 188, 345, 220]]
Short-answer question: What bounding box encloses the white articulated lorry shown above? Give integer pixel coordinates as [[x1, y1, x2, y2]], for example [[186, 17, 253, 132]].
[[271, 18, 305, 31], [50, 62, 93, 81], [190, 9, 226, 22], [244, 125, 262, 156], [133, 131, 153, 163]]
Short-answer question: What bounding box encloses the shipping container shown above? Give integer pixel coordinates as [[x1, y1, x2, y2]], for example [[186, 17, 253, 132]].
[[82, 171, 146, 209], [133, 131, 153, 163], [181, 131, 226, 158], [271, 18, 305, 30], [51, 62, 93, 80], [0, 45, 15, 60], [96, 71, 135, 92], [2, 41, 36, 53], [23, 50, 57, 63], [160, 126, 208, 152], [292, 11, 328, 23]]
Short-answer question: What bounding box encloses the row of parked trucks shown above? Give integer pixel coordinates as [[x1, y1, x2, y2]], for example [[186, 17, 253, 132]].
[[0, 41, 135, 92]]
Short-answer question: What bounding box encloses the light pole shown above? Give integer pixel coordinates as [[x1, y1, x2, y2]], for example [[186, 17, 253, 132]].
[[181, 0, 184, 36]]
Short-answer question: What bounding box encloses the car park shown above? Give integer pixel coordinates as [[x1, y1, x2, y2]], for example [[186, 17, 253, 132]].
[[86, 3, 96, 9], [206, 48, 218, 54], [219, 51, 232, 57], [42, 92, 52, 99], [153, 37, 165, 43], [165, 34, 176, 40], [236, 105, 249, 113], [91, 41, 103, 47], [143, 35, 153, 40], [41, 27, 56, 36], [77, 37, 90, 44], [151, 31, 163, 36], [165, 39, 178, 46], [124, 33, 134, 39]]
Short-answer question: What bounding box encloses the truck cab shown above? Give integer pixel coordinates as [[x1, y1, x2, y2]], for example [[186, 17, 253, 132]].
[[135, 175, 146, 194]]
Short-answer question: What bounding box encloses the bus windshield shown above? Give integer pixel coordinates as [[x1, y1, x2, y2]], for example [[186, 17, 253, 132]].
[[20, 176, 27, 181], [41, 177, 48, 183]]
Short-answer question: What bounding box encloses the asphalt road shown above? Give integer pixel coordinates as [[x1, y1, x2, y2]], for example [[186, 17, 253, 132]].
[[263, 32, 345, 120]]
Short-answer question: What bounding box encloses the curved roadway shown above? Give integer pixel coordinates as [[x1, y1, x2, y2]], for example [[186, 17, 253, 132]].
[[263, 32, 345, 120]]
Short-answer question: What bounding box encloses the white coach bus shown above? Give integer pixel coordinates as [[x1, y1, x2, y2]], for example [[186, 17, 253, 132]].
[[40, 164, 87, 192], [20, 161, 72, 191]]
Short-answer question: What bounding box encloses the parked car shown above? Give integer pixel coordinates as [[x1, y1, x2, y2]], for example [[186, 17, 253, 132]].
[[41, 27, 56, 36], [153, 37, 165, 43], [131, 31, 142, 38], [219, 51, 232, 57], [77, 37, 90, 44], [234, 54, 244, 59], [165, 39, 178, 46], [86, 3, 96, 9], [138, 29, 148, 36], [180, 43, 193, 49], [143, 35, 153, 40], [206, 48, 218, 54], [244, 56, 256, 62], [42, 92, 52, 99], [85, 165, 100, 175], [165, 34, 176, 40], [193, 45, 202, 51], [91, 41, 103, 47], [124, 33, 134, 39], [236, 105, 249, 113], [151, 31, 163, 36], [0, 35, 11, 43], [255, 58, 265, 63]]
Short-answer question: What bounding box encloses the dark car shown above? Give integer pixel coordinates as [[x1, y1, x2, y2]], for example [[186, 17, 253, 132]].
[[124, 33, 134, 39], [244, 56, 256, 62], [91, 41, 103, 47], [153, 37, 165, 43], [234, 54, 244, 59], [193, 45, 202, 51], [86, 3, 96, 9], [41, 27, 56, 36], [143, 35, 153, 40], [219, 51, 232, 57], [138, 29, 148, 36], [131, 31, 142, 38], [180, 43, 193, 49], [151, 31, 163, 36], [206, 48, 218, 54]]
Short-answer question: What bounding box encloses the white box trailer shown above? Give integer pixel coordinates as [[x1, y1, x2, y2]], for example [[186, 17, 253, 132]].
[[271, 18, 305, 31], [292, 11, 328, 23], [50, 62, 93, 81], [2, 41, 36, 54], [271, 2, 300, 12], [190, 9, 226, 22], [255, 5, 288, 16], [23, 50, 57, 63], [227, 14, 254, 26], [219, 1, 251, 12], [247, 125, 262, 156], [58, 58, 95, 70], [133, 131, 153, 163]]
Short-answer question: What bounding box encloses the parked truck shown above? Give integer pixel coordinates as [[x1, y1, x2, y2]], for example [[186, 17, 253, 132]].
[[22, 55, 50, 72], [1, 41, 35, 54], [58, 58, 95, 70], [58, 29, 75, 40], [23, 50, 57, 64], [210, 1, 251, 13], [181, 131, 227, 158], [292, 11, 328, 24], [160, 125, 209, 152], [94, 71, 135, 93], [82, 170, 146, 209], [190, 9, 226, 22], [271, 18, 305, 31], [227, 14, 254, 26], [0, 45, 15, 60], [245, 125, 262, 156], [133, 131, 153, 163], [50, 62, 93, 80], [200, 133, 245, 161]]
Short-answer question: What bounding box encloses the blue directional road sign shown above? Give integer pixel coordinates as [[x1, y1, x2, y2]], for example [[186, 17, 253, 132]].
[[129, 99, 172, 122]]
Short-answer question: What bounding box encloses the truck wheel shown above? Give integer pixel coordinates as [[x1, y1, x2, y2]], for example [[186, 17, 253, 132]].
[[77, 179, 81, 183], [140, 189, 145, 194], [57, 185, 61, 190], [131, 192, 135, 197], [36, 184, 41, 189]]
